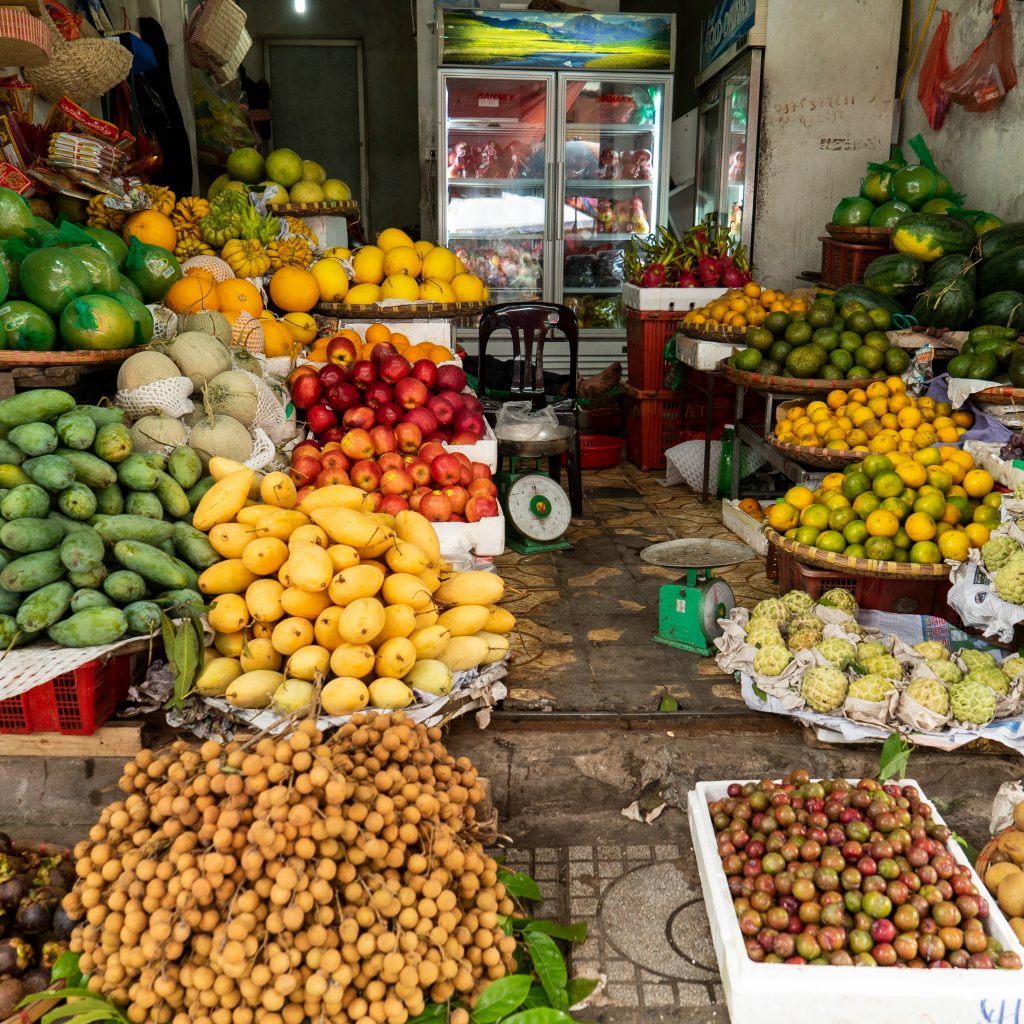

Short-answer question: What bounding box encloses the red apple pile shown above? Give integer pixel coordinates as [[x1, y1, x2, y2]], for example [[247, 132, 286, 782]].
[[288, 341, 488, 447], [288, 433, 500, 524]]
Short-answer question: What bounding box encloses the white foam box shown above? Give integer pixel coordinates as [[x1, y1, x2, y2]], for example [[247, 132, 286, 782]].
[[442, 416, 498, 473], [677, 334, 743, 371], [721, 499, 767, 556], [688, 778, 1024, 1024], [311, 318, 456, 351], [432, 508, 505, 558], [622, 282, 725, 312]]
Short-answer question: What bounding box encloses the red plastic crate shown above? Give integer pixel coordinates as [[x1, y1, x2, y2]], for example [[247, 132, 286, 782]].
[[818, 236, 892, 288], [625, 386, 684, 471], [777, 551, 953, 618], [625, 308, 688, 390], [0, 655, 131, 735]]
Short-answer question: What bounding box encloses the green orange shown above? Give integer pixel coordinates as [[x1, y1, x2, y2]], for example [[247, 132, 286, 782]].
[[853, 492, 881, 518], [865, 509, 900, 537], [892, 527, 912, 550], [843, 519, 869, 545], [816, 530, 847, 553], [973, 504, 1001, 529], [864, 535, 896, 560], [909, 540, 942, 564], [862, 454, 894, 479], [880, 497, 910, 520], [983, 491, 1003, 509], [926, 466, 954, 492], [828, 507, 858, 532], [872, 471, 904, 499], [795, 525, 821, 546], [946, 495, 971, 524], [842, 471, 871, 500], [800, 504, 831, 530], [844, 543, 866, 559]]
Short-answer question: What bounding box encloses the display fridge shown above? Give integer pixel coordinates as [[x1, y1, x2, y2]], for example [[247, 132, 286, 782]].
[[436, 10, 674, 346]]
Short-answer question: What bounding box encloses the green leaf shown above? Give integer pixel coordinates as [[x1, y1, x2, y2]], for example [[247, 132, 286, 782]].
[[525, 931, 568, 1012], [502, 1010, 575, 1024], [471, 974, 532, 1023], [522, 919, 588, 944], [951, 831, 981, 866], [658, 695, 679, 712], [498, 869, 542, 902], [878, 732, 913, 781], [566, 977, 599, 1007], [522, 985, 552, 1009], [50, 950, 83, 985], [406, 1005, 448, 1024]]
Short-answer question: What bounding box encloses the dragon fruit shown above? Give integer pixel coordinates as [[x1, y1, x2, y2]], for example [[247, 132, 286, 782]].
[[640, 265, 668, 288], [697, 254, 720, 286], [676, 269, 699, 287]]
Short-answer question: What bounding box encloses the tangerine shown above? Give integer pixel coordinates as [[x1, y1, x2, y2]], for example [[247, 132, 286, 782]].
[[865, 509, 899, 538], [766, 502, 800, 532], [938, 530, 970, 561], [963, 523, 990, 547], [269, 267, 319, 313], [163, 275, 219, 315], [962, 468, 994, 498], [216, 278, 264, 316], [784, 485, 815, 510], [904, 511, 937, 542], [123, 209, 176, 250]]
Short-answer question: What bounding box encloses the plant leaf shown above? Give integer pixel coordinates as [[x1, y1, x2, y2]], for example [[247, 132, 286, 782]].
[[951, 831, 981, 866], [878, 732, 913, 781], [525, 931, 568, 1012], [502, 1010, 576, 1024], [471, 973, 532, 1024], [50, 949, 82, 985], [498, 869, 542, 902], [521, 985, 552, 1009], [522, 919, 588, 943], [566, 977, 599, 1007], [406, 1005, 448, 1024]]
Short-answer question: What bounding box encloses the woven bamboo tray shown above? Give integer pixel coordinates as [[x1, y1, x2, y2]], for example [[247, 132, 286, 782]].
[[316, 300, 490, 321], [765, 435, 861, 469], [0, 347, 144, 366], [765, 526, 951, 579], [825, 223, 893, 245], [680, 323, 747, 342], [273, 200, 360, 217], [970, 385, 1024, 406], [717, 358, 867, 394], [975, 827, 1017, 876]]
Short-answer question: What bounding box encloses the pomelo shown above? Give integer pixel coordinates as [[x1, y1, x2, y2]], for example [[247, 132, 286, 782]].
[[226, 146, 265, 184], [207, 174, 231, 200], [20, 248, 92, 316], [61, 294, 136, 350], [259, 182, 290, 207], [109, 291, 155, 346], [124, 239, 182, 302], [265, 148, 304, 188], [0, 187, 34, 240], [84, 226, 129, 270], [289, 181, 325, 204], [302, 160, 326, 184], [323, 179, 352, 201], [117, 273, 144, 302], [70, 245, 120, 293], [0, 299, 56, 351]]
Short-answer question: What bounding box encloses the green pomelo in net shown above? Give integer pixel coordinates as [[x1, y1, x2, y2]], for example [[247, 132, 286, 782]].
[[0, 299, 56, 351], [60, 294, 136, 350], [125, 239, 181, 302], [109, 291, 154, 346], [20, 247, 92, 316]]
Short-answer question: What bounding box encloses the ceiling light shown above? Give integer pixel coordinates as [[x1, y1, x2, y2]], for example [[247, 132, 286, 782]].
[[294, 0, 306, 12]]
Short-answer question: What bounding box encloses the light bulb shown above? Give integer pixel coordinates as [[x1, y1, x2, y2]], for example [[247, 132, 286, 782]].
[[294, 0, 306, 12]]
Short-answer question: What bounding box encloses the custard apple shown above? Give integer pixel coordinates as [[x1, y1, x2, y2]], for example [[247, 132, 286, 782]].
[[1000, 655, 1024, 680], [982, 535, 1021, 574], [781, 591, 815, 616], [965, 667, 1010, 696], [904, 676, 950, 716], [788, 628, 821, 654], [857, 641, 888, 662], [790, 615, 824, 637], [745, 621, 785, 648], [848, 673, 896, 702], [950, 679, 997, 725], [960, 649, 997, 673], [994, 561, 1024, 605], [928, 659, 962, 686], [800, 665, 849, 713], [750, 598, 790, 625], [862, 653, 902, 681], [817, 637, 856, 669], [913, 640, 948, 662], [753, 645, 794, 677], [818, 588, 858, 615], [1014, 481, 1024, 500]]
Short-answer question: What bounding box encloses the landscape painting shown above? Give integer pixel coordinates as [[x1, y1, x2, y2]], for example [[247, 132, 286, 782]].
[[440, 10, 674, 71]]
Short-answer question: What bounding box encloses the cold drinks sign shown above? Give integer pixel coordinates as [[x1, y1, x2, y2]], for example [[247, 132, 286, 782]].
[[700, 0, 756, 71]]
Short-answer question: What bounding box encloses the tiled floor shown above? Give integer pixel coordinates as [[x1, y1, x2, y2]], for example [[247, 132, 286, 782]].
[[498, 461, 775, 713]]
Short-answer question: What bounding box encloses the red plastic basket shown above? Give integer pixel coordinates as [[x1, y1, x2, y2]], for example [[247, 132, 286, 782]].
[[0, 654, 131, 735], [818, 236, 892, 288], [562, 434, 623, 470], [625, 308, 688, 390], [625, 386, 684, 471]]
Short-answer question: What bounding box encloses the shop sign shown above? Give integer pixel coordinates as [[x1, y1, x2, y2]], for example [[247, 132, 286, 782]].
[[700, 0, 756, 71]]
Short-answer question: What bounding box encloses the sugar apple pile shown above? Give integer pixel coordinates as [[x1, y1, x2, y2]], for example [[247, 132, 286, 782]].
[[788, 628, 821, 654], [1000, 655, 1024, 679], [994, 560, 1024, 605], [983, 535, 1022, 574], [745, 620, 784, 648], [904, 676, 950, 716], [818, 588, 858, 615], [750, 598, 790, 626], [781, 591, 815, 616], [862, 653, 903, 681], [817, 637, 855, 668], [913, 640, 947, 662], [800, 665, 848, 713], [950, 679, 997, 725], [848, 673, 896, 703], [965, 667, 1010, 696], [1013, 480, 1024, 500], [960, 649, 997, 673], [928, 659, 962, 686], [791, 615, 824, 639], [857, 641, 887, 662], [753, 645, 793, 677]]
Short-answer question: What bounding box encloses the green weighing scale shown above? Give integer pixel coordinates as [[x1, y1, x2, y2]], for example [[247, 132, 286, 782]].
[[641, 538, 756, 655], [495, 426, 575, 554]]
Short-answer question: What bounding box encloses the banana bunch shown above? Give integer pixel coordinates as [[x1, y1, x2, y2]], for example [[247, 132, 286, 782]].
[[267, 236, 313, 270], [221, 237, 271, 278], [284, 215, 317, 246], [251, 212, 280, 246], [171, 196, 210, 232], [140, 184, 175, 216], [86, 194, 126, 230], [174, 233, 215, 260]]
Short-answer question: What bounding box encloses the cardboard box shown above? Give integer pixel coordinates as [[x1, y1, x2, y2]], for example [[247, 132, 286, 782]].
[[622, 282, 725, 312], [677, 335, 742, 371], [443, 416, 497, 473], [720, 499, 767, 556], [432, 508, 505, 558]]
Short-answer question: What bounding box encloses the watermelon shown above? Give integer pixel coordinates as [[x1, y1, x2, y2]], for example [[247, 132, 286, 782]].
[[869, 201, 911, 229], [831, 196, 874, 226], [831, 284, 904, 316], [109, 291, 154, 346], [84, 226, 129, 270], [124, 240, 181, 302], [977, 223, 1024, 260], [20, 248, 92, 316], [979, 246, 1024, 297], [911, 278, 975, 329], [926, 254, 976, 289], [973, 213, 1003, 237], [891, 213, 976, 263], [972, 291, 1024, 332], [0, 187, 34, 241], [70, 245, 120, 293], [0, 300, 56, 351], [60, 294, 136, 351], [862, 253, 925, 298]]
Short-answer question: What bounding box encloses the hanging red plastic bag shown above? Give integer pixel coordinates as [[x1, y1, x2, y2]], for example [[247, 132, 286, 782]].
[[918, 10, 952, 129], [943, 0, 1018, 113]]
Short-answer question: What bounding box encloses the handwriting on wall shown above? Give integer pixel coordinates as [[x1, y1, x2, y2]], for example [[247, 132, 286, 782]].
[[772, 95, 860, 130], [818, 138, 883, 152]]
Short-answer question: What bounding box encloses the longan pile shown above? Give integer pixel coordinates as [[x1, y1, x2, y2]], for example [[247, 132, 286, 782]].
[[62, 712, 518, 1024]]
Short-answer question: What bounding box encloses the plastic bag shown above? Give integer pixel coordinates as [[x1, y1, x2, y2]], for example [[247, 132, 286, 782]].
[[943, 0, 1018, 113], [918, 9, 952, 129], [495, 401, 559, 440]]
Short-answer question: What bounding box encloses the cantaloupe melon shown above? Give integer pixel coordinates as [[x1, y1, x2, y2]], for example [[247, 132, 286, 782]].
[[117, 350, 180, 392], [180, 310, 232, 347], [130, 414, 187, 454], [206, 370, 258, 428], [188, 414, 253, 469], [165, 331, 231, 389], [232, 350, 263, 377], [183, 406, 205, 428]]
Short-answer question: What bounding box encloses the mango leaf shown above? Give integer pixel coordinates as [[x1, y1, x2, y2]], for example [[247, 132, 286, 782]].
[[566, 977, 599, 1007], [502, 1010, 576, 1024], [50, 949, 83, 984], [406, 1005, 447, 1024], [471, 974, 532, 1024], [878, 732, 912, 781], [162, 609, 202, 709], [522, 919, 587, 943], [522, 985, 552, 1009], [525, 930, 568, 1012], [498, 869, 542, 902]]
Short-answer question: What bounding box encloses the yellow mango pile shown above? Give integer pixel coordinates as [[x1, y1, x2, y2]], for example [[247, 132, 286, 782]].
[[189, 459, 515, 717]]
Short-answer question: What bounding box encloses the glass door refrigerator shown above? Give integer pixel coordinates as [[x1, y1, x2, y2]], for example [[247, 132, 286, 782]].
[[694, 49, 763, 256]]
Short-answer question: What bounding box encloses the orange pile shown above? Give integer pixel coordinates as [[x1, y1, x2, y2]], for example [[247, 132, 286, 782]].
[[306, 322, 454, 364]]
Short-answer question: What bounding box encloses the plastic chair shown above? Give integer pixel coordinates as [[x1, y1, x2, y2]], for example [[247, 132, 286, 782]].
[[476, 301, 582, 516]]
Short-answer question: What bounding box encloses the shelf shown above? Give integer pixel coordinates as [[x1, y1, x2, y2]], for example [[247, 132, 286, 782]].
[[564, 179, 654, 190], [565, 122, 656, 136], [565, 232, 639, 242], [448, 232, 544, 240], [447, 119, 543, 136], [563, 286, 624, 294], [447, 178, 544, 189]]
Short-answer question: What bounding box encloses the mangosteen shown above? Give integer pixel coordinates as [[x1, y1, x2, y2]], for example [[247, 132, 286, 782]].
[[35, 886, 65, 907], [0, 877, 29, 912], [0, 976, 25, 1018], [50, 906, 78, 940], [0, 935, 32, 973], [0, 833, 12, 855], [15, 898, 52, 934], [50, 862, 75, 891], [20, 966, 49, 994]]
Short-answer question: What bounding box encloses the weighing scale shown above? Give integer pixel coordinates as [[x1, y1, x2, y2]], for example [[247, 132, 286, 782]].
[[640, 538, 755, 655], [495, 426, 575, 554]]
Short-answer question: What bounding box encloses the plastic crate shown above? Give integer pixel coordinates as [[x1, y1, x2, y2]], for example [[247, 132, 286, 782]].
[[0, 655, 131, 735], [777, 551, 953, 618], [625, 386, 684, 471], [818, 236, 891, 288], [625, 308, 688, 390], [561, 434, 623, 470]]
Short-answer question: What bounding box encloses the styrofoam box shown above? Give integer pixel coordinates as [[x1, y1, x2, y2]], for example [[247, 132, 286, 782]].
[[677, 334, 743, 371], [622, 282, 725, 312], [721, 499, 767, 556], [312, 318, 456, 350], [432, 508, 505, 558], [443, 416, 497, 473], [688, 779, 1024, 1024]]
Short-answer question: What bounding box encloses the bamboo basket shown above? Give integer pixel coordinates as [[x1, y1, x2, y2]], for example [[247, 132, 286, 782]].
[[971, 385, 1024, 406], [0, 7, 51, 66], [680, 323, 748, 342], [766, 397, 862, 468], [0, 347, 144, 366], [825, 224, 893, 245], [316, 300, 490, 321], [765, 526, 951, 580], [717, 358, 868, 394], [975, 827, 1017, 877], [274, 200, 359, 217]]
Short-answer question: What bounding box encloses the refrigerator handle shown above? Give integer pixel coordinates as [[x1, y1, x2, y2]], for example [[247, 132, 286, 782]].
[[553, 161, 564, 241], [544, 160, 554, 243]]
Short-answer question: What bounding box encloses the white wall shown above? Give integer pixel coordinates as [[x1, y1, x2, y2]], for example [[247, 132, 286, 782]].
[[899, 0, 1024, 220], [752, 0, 901, 288]]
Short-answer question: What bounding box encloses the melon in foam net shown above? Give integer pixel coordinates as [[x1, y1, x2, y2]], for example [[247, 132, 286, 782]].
[[164, 331, 232, 389], [206, 370, 258, 429], [188, 414, 254, 469]]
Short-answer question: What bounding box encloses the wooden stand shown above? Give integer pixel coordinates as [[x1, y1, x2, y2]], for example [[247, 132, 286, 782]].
[[0, 361, 122, 400], [1, 719, 147, 757]]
